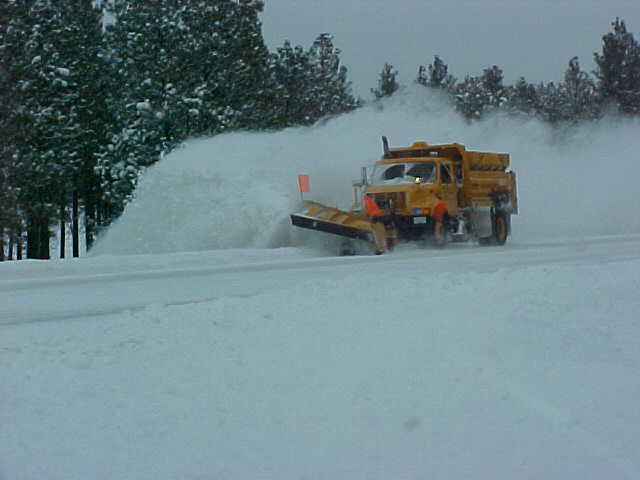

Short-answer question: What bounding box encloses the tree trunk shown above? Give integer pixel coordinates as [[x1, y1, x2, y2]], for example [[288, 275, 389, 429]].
[[26, 215, 50, 259], [8, 230, 14, 261], [72, 189, 79, 258], [16, 226, 22, 260], [96, 199, 103, 239], [59, 200, 66, 259], [38, 217, 50, 260], [0, 226, 4, 262], [27, 219, 37, 259], [85, 191, 95, 252]]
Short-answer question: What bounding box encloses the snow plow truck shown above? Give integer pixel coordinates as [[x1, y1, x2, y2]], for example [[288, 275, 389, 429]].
[[290, 137, 518, 254]]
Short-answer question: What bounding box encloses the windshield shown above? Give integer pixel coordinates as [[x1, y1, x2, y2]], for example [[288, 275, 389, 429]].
[[371, 162, 436, 185]]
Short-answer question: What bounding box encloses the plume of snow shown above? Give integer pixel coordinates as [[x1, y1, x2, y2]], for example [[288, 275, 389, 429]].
[[92, 86, 640, 255]]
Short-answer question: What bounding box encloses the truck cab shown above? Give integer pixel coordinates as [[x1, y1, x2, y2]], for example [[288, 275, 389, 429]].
[[361, 156, 459, 242]]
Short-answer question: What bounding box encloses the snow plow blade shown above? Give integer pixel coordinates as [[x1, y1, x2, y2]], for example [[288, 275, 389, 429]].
[[290, 201, 388, 253]]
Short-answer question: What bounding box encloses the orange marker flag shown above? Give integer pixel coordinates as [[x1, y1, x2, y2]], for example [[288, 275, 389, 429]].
[[297, 174, 310, 193]]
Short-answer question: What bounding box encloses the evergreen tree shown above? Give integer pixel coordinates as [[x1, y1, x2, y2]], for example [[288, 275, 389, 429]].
[[508, 77, 539, 115], [371, 63, 399, 99], [0, 0, 105, 258], [271, 40, 315, 126], [271, 35, 358, 126], [98, 0, 275, 218], [0, 0, 25, 254], [51, 0, 106, 250], [481, 65, 507, 109], [306, 33, 358, 120], [561, 56, 599, 121], [454, 75, 489, 120], [594, 18, 640, 114], [418, 55, 456, 91], [536, 82, 565, 124], [225, 0, 275, 129]]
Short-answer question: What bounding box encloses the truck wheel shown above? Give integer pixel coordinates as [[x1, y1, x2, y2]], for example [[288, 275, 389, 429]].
[[479, 211, 508, 246], [493, 211, 508, 246]]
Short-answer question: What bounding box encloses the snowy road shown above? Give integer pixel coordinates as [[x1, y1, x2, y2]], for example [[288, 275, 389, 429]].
[[2, 235, 640, 480], [2, 234, 639, 325]]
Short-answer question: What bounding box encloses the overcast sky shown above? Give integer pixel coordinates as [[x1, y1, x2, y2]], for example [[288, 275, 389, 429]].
[[260, 0, 640, 98]]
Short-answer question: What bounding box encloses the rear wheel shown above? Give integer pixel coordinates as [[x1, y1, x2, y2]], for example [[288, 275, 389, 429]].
[[493, 211, 508, 246], [479, 210, 509, 246]]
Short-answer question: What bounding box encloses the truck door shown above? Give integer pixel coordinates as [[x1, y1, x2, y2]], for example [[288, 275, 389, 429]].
[[439, 162, 458, 215]]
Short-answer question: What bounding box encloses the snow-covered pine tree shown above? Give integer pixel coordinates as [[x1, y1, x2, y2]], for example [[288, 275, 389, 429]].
[[306, 33, 358, 120], [99, 0, 207, 218], [535, 82, 565, 124], [480, 65, 507, 110], [51, 0, 106, 251], [0, 0, 104, 258], [222, 0, 275, 130], [561, 56, 599, 122], [271, 40, 315, 127], [417, 55, 456, 91], [98, 0, 275, 220], [507, 77, 539, 116], [0, 0, 23, 259], [454, 75, 489, 120], [371, 63, 399, 99], [272, 35, 358, 126], [594, 18, 640, 114]]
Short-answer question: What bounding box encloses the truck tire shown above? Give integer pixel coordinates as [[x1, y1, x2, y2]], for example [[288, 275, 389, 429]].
[[479, 210, 509, 246], [493, 211, 508, 246]]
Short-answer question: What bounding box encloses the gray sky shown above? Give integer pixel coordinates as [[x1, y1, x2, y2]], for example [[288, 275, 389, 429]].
[[260, 0, 640, 98]]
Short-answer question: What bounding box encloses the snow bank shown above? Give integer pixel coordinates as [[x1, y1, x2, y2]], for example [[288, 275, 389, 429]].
[[92, 86, 640, 255]]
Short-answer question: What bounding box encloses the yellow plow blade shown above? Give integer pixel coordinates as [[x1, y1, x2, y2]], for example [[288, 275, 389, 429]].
[[290, 201, 388, 254]]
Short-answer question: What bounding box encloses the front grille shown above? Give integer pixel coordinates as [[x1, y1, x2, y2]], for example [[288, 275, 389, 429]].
[[373, 192, 406, 211]]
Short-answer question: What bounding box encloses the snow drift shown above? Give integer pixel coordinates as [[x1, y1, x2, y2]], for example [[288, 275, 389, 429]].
[[92, 86, 640, 255]]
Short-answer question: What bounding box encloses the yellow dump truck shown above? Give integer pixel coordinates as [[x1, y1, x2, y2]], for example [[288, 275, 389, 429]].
[[291, 137, 518, 254]]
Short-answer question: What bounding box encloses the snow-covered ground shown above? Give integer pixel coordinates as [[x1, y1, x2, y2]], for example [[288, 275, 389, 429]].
[[2, 89, 640, 479]]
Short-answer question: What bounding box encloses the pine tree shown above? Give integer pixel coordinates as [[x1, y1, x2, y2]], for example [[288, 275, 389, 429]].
[[481, 65, 507, 109], [271, 40, 314, 126], [0, 0, 25, 256], [594, 18, 640, 114], [223, 0, 275, 129], [454, 75, 489, 120], [371, 63, 399, 99], [98, 0, 275, 218], [2, 1, 76, 258], [561, 56, 599, 121], [66, 0, 109, 250], [508, 77, 539, 115], [306, 33, 358, 120], [536, 82, 565, 124], [0, 0, 106, 257], [271, 35, 358, 126], [417, 55, 456, 91]]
